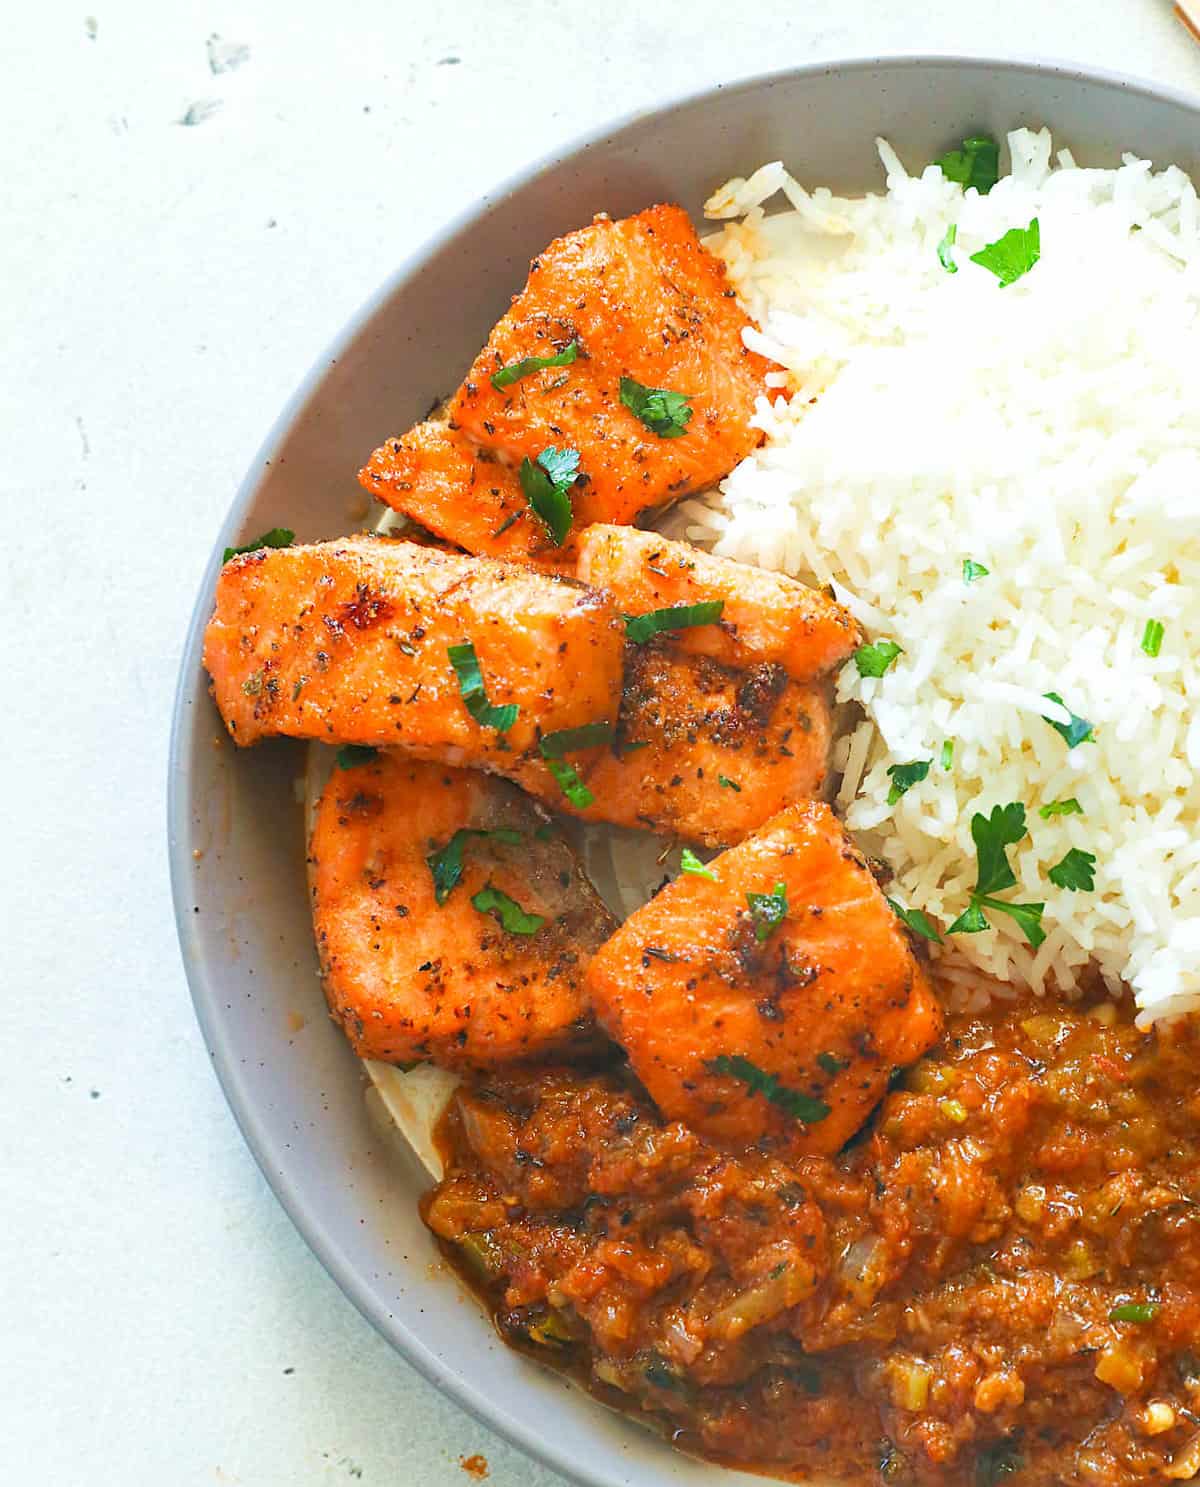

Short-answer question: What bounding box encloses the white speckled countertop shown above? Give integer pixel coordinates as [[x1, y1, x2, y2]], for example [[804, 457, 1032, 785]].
[[5, 3, 1198, 1482]]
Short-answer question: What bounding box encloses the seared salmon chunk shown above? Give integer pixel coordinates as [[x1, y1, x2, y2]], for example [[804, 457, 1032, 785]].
[[203, 536, 623, 764], [585, 801, 942, 1153], [575, 524, 861, 680], [358, 421, 577, 571], [311, 755, 614, 1067], [516, 645, 832, 847], [451, 206, 772, 533]]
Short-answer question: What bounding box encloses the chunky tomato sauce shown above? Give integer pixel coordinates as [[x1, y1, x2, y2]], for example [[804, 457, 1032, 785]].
[[423, 992, 1200, 1484]]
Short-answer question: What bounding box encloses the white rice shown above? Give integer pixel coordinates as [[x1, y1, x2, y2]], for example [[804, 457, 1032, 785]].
[[690, 129, 1200, 1024]]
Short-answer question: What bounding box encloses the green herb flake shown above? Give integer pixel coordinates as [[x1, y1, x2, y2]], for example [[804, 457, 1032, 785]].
[[718, 774, 742, 792], [816, 1051, 849, 1075], [447, 640, 520, 733], [335, 744, 378, 770], [962, 558, 990, 583], [222, 526, 294, 564], [971, 802, 1027, 896], [1141, 618, 1165, 658], [982, 896, 1046, 947], [950, 895, 1045, 947], [1047, 847, 1097, 893], [471, 883, 545, 936], [680, 847, 717, 882], [941, 740, 955, 772], [624, 601, 725, 645], [1109, 1301, 1159, 1325], [853, 639, 903, 678], [746, 881, 789, 943], [887, 897, 943, 943], [934, 133, 1000, 194], [887, 759, 932, 807], [710, 1053, 830, 1124], [1039, 797, 1083, 820], [427, 827, 523, 905], [490, 339, 578, 390], [619, 376, 693, 438], [970, 218, 1040, 288], [947, 805, 1046, 947], [543, 755, 595, 809], [947, 900, 990, 935], [937, 223, 958, 273], [538, 722, 615, 757], [519, 446, 580, 546], [1041, 691, 1094, 749]]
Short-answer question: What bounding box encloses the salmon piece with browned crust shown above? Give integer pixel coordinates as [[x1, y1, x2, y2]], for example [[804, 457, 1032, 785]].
[[203, 536, 623, 767], [450, 205, 772, 537], [575, 524, 862, 680], [584, 801, 943, 1154], [311, 754, 613, 1067], [358, 422, 578, 572], [515, 645, 832, 847]]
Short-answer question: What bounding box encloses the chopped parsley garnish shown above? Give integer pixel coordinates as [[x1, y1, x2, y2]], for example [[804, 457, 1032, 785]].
[[427, 827, 523, 905], [949, 896, 1045, 946], [937, 223, 958, 273], [335, 744, 378, 770], [1109, 1301, 1159, 1325], [1039, 797, 1083, 820], [853, 639, 903, 678], [1041, 691, 1094, 748], [519, 446, 580, 545], [972, 802, 1027, 896], [623, 601, 725, 644], [746, 881, 789, 942], [710, 1054, 830, 1124], [970, 218, 1040, 287], [537, 727, 602, 807], [1047, 848, 1096, 892], [718, 774, 742, 792], [538, 722, 615, 757], [447, 641, 519, 732], [542, 755, 594, 809], [887, 759, 932, 806], [490, 339, 578, 390], [619, 376, 693, 438], [1141, 618, 1165, 657], [934, 133, 1000, 194], [816, 1051, 848, 1075], [471, 883, 545, 936], [947, 802, 1046, 947], [887, 897, 943, 943], [941, 740, 955, 772], [947, 900, 990, 935], [679, 847, 717, 882], [962, 558, 989, 583], [222, 526, 294, 563]]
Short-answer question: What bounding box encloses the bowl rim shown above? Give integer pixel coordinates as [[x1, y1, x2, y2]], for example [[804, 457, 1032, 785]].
[[168, 51, 1200, 1487]]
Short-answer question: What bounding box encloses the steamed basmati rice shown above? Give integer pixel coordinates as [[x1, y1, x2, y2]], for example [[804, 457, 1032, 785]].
[[688, 129, 1200, 1024]]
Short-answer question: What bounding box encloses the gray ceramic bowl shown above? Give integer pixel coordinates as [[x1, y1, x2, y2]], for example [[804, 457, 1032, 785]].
[[169, 56, 1200, 1487]]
